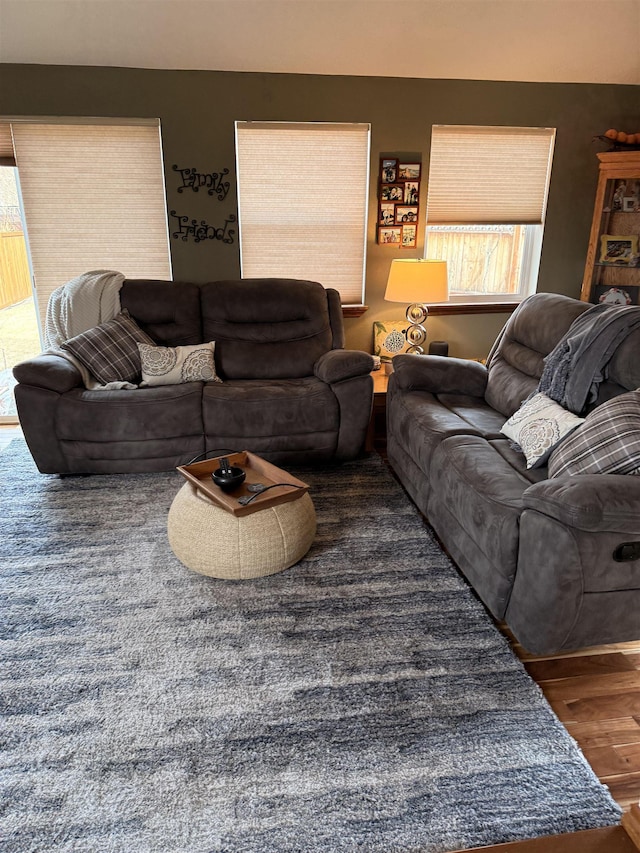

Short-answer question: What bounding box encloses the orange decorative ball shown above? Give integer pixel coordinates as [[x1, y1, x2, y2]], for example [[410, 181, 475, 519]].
[[604, 128, 618, 139], [616, 131, 628, 142]]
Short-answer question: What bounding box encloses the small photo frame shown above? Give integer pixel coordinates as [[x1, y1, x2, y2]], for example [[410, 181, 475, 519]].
[[381, 184, 404, 202], [594, 285, 639, 306], [401, 224, 417, 248], [378, 226, 402, 245], [379, 203, 396, 225], [395, 205, 418, 224], [599, 234, 639, 265], [622, 197, 636, 212], [404, 182, 419, 204], [381, 159, 398, 184], [398, 163, 421, 181], [612, 181, 627, 210]]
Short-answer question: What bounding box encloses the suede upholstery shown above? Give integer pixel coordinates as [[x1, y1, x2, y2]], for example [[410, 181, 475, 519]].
[[387, 292, 640, 654], [13, 278, 374, 474]]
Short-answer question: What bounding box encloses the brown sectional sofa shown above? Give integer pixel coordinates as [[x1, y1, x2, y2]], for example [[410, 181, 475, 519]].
[[13, 278, 374, 474], [387, 292, 640, 654]]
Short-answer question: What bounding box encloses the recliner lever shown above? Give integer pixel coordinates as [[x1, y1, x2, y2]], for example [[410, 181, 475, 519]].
[[613, 542, 640, 562]]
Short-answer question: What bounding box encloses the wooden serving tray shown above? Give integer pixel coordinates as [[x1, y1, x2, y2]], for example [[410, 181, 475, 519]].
[[176, 451, 310, 517]]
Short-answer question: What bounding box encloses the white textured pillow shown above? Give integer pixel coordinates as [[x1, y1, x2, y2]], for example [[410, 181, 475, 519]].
[[501, 392, 584, 469], [138, 341, 222, 386]]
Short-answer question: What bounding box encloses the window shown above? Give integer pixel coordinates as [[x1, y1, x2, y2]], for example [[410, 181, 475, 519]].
[[235, 121, 370, 306], [3, 118, 171, 329], [424, 125, 555, 304]]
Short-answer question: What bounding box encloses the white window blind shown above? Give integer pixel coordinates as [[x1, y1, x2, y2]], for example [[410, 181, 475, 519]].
[[8, 120, 171, 329], [426, 125, 556, 225], [235, 121, 370, 305]]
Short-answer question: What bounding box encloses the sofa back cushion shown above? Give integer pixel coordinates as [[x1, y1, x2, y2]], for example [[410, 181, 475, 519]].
[[120, 280, 202, 346], [201, 279, 336, 379], [593, 326, 640, 405], [484, 293, 589, 417]]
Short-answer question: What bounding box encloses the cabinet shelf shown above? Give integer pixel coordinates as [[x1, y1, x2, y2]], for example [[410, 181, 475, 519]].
[[581, 151, 640, 304]]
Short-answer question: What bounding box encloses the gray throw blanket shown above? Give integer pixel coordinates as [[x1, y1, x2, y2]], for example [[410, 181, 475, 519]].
[[538, 303, 640, 414]]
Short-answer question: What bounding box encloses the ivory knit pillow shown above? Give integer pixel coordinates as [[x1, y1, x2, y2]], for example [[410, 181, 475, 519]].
[[501, 392, 584, 469], [138, 341, 222, 386]]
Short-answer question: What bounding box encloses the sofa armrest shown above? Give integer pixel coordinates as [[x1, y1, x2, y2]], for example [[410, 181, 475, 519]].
[[13, 354, 83, 394], [523, 474, 640, 533], [314, 350, 374, 384], [390, 353, 488, 397]]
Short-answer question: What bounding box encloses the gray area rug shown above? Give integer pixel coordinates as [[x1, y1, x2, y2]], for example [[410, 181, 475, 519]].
[[1, 440, 621, 852]]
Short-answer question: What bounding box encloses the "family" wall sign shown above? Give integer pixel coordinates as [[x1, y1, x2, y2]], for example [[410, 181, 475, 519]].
[[172, 165, 230, 201]]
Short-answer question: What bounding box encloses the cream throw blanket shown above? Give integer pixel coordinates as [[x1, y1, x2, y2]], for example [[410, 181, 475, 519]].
[[44, 270, 136, 390]]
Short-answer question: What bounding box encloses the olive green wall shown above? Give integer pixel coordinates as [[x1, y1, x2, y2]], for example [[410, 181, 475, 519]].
[[1, 63, 638, 355]]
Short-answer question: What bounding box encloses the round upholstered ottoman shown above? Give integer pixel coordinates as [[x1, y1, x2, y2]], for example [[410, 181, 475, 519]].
[[167, 482, 316, 579]]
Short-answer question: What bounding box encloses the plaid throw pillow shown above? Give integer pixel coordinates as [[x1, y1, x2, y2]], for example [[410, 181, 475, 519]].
[[61, 310, 156, 384], [548, 389, 640, 478]]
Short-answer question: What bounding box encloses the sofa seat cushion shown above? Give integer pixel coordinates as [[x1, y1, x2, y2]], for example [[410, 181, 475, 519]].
[[387, 388, 505, 477], [203, 378, 339, 439], [428, 435, 530, 616], [436, 394, 507, 438], [488, 439, 550, 485], [57, 384, 204, 442]]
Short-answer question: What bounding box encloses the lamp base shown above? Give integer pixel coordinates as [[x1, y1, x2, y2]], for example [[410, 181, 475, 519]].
[[404, 302, 428, 355], [405, 302, 429, 325]]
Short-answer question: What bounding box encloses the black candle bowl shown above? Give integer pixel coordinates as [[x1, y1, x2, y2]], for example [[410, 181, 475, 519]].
[[211, 465, 246, 493]]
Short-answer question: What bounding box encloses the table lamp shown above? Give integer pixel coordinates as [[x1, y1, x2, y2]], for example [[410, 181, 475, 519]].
[[384, 259, 448, 353]]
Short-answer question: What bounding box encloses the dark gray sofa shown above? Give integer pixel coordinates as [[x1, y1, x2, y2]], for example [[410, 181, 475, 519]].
[[13, 278, 374, 474], [387, 292, 640, 654]]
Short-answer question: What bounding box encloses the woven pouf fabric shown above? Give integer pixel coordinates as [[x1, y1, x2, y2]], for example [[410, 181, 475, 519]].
[[167, 482, 316, 579]]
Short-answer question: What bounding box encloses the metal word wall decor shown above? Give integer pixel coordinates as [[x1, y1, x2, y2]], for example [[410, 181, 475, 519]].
[[377, 158, 422, 248], [170, 162, 235, 244], [172, 164, 230, 201], [170, 211, 236, 244]]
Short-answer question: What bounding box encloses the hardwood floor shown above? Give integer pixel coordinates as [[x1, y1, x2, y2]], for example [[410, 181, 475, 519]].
[[507, 631, 640, 813], [450, 824, 638, 853], [0, 423, 22, 451]]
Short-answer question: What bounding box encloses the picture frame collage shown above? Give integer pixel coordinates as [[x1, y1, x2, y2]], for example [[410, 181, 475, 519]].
[[377, 158, 421, 248]]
